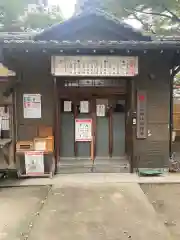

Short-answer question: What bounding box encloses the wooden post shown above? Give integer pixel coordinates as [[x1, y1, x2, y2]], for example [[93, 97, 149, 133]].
[[91, 135, 94, 163], [53, 77, 60, 172], [74, 100, 78, 157], [91, 98, 97, 163], [130, 79, 136, 173], [109, 106, 113, 158]]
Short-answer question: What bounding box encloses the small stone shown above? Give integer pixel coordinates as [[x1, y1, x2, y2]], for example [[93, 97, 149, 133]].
[[172, 221, 176, 225], [164, 220, 168, 225], [29, 223, 33, 228]]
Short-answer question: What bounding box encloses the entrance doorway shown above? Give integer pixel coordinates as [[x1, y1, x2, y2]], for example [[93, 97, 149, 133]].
[[60, 96, 126, 160], [57, 79, 131, 172]]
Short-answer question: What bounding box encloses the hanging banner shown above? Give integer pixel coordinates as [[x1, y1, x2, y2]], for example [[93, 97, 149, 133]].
[[75, 119, 92, 142], [23, 94, 41, 119], [25, 151, 44, 175]]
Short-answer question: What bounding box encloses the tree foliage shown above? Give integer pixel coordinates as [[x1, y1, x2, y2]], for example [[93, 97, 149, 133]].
[[0, 0, 63, 31], [81, 0, 180, 35]]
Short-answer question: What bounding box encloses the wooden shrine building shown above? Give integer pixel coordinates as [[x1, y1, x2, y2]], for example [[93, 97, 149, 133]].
[[0, 8, 180, 174]]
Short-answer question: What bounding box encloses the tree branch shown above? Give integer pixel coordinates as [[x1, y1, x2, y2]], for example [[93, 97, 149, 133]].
[[125, 8, 174, 20], [163, 6, 180, 22], [127, 10, 156, 34], [173, 66, 180, 77]]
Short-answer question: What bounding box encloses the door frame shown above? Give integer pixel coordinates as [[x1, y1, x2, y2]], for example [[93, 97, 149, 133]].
[[57, 86, 130, 164]]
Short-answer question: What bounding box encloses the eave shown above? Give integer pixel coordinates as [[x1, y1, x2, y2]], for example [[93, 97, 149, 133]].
[[2, 40, 180, 53]]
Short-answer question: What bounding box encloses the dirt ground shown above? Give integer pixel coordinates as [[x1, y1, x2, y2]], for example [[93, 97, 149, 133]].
[[141, 183, 180, 240]]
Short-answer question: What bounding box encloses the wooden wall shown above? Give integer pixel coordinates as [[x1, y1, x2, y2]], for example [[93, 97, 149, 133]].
[[16, 74, 54, 142], [134, 53, 171, 169]]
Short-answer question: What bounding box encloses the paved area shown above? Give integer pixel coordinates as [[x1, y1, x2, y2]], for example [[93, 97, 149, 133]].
[[0, 186, 50, 240], [28, 183, 171, 240], [142, 184, 180, 240], [0, 182, 172, 240]]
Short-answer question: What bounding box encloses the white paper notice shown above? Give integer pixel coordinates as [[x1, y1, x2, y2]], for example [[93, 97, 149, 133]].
[[25, 151, 44, 175], [0, 108, 10, 130], [64, 101, 72, 112], [96, 104, 106, 117], [2, 118, 10, 130], [23, 94, 41, 119], [0, 117, 2, 136], [80, 101, 89, 113]]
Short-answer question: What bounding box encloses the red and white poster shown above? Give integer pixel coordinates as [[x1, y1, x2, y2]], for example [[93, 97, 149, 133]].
[[75, 119, 92, 142], [23, 94, 41, 119], [25, 151, 44, 175]]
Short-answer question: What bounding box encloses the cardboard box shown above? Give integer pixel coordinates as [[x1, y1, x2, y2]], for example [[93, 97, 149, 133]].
[[38, 126, 53, 138], [34, 136, 54, 152], [16, 141, 34, 152]]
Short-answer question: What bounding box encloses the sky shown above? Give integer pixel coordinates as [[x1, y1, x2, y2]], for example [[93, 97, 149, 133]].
[[49, 0, 77, 19]]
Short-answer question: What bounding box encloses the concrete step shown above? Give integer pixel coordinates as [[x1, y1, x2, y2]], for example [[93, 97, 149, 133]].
[[57, 164, 130, 174], [57, 158, 130, 174]]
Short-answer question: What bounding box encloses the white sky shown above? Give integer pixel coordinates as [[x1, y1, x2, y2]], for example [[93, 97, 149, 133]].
[[49, 0, 76, 19]]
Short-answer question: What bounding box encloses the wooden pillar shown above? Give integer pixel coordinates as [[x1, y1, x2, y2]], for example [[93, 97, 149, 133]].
[[53, 77, 60, 171], [169, 71, 174, 159], [12, 74, 21, 165], [91, 98, 96, 162], [12, 89, 17, 164], [130, 79, 136, 173], [109, 106, 113, 158]]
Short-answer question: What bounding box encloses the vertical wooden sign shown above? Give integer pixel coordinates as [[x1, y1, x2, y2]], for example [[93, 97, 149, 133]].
[[137, 90, 147, 139]]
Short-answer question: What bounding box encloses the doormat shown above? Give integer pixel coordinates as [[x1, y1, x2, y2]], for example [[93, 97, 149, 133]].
[[138, 169, 163, 177]]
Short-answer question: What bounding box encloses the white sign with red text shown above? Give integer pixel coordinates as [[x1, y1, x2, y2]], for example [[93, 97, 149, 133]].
[[25, 151, 44, 175]]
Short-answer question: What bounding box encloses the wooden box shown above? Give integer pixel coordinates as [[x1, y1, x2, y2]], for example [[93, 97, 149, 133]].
[[16, 141, 34, 152], [34, 136, 54, 152], [38, 126, 53, 138]]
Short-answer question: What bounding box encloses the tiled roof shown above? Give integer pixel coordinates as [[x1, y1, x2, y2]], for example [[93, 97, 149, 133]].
[[152, 35, 180, 41], [0, 32, 36, 41], [34, 8, 151, 41], [73, 8, 146, 35]]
